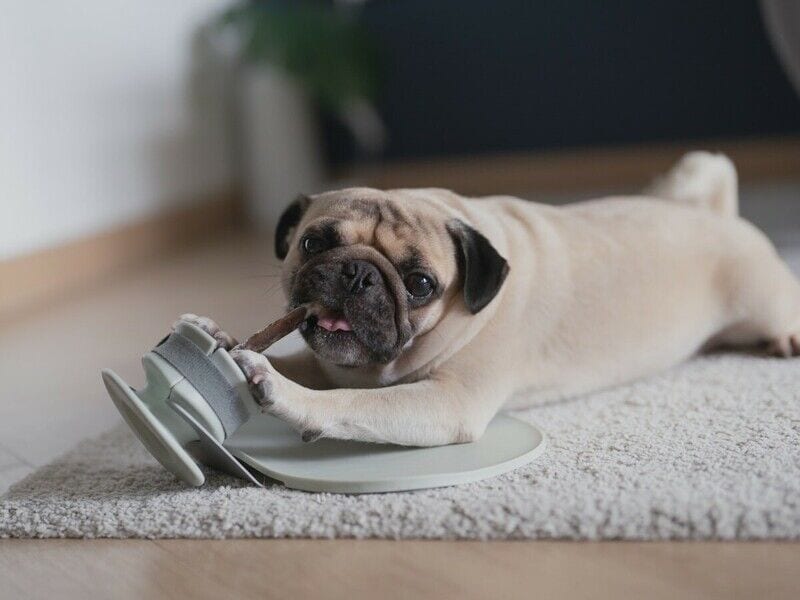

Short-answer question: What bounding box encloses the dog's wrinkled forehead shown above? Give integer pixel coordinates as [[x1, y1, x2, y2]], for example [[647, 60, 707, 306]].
[[295, 189, 457, 279]]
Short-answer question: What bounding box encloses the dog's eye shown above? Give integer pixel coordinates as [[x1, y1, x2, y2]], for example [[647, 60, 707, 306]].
[[405, 273, 434, 297], [302, 235, 328, 255]]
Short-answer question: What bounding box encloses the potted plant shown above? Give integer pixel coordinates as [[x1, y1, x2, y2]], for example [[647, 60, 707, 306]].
[[219, 0, 383, 230]]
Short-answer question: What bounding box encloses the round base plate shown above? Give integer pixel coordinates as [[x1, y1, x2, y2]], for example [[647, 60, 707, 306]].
[[102, 369, 205, 487], [104, 369, 546, 494], [227, 413, 546, 494]]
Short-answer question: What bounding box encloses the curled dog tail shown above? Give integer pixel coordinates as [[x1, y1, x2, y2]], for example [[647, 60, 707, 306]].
[[645, 151, 738, 217]]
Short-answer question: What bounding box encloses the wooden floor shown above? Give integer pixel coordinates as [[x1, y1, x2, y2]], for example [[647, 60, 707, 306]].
[[1, 539, 798, 600], [2, 232, 800, 598]]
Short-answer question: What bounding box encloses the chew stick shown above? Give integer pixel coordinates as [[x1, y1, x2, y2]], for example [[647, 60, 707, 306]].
[[234, 306, 308, 353]]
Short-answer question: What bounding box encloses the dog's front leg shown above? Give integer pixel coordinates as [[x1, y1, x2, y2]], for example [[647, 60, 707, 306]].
[[174, 313, 238, 349], [230, 349, 504, 446]]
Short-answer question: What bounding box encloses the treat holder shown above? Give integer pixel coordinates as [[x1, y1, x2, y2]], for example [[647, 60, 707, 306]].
[[101, 320, 546, 493]]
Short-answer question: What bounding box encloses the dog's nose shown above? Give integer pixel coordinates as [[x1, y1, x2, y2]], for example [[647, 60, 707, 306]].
[[342, 260, 379, 294]]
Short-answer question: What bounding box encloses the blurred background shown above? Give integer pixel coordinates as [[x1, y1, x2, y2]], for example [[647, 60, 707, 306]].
[[1, 1, 799, 488], [3, 0, 800, 306]]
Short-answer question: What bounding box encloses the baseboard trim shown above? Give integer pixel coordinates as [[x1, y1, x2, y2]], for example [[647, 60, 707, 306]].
[[344, 136, 800, 196], [0, 191, 242, 323]]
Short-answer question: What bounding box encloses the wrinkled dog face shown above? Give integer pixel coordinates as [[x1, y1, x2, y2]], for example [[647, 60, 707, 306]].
[[274, 188, 509, 367]]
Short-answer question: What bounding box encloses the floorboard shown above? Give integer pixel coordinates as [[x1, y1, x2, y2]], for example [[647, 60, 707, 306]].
[[1, 540, 797, 600]]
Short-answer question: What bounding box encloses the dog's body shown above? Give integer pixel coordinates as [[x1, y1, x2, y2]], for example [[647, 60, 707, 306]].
[[181, 152, 800, 446]]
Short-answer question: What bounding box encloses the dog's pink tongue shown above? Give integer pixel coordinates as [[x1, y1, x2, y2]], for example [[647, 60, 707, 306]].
[[317, 315, 352, 332]]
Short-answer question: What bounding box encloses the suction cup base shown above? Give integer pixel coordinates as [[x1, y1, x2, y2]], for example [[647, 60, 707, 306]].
[[102, 369, 205, 487]]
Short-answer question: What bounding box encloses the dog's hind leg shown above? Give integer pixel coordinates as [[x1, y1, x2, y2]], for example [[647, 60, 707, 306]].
[[645, 151, 738, 218], [713, 239, 800, 357], [758, 273, 800, 357], [649, 152, 800, 356]]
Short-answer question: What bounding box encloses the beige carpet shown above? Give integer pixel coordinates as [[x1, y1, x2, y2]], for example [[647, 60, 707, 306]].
[[1, 352, 799, 540]]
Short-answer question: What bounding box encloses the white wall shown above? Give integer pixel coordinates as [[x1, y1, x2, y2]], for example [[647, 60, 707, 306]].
[[0, 1, 236, 260]]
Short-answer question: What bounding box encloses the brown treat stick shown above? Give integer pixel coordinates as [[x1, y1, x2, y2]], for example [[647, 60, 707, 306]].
[[234, 306, 308, 353]]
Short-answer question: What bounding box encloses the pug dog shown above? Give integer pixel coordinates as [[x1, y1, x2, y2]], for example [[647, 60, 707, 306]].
[[178, 152, 800, 446]]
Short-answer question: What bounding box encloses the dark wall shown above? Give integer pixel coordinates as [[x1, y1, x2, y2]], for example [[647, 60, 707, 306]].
[[324, 0, 800, 164]]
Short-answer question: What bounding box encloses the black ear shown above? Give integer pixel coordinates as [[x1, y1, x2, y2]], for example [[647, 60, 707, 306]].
[[447, 219, 510, 314], [275, 195, 311, 259]]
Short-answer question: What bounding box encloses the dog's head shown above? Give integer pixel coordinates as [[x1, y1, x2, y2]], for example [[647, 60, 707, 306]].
[[275, 188, 509, 367]]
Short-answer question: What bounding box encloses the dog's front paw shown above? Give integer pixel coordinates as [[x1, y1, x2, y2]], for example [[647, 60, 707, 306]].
[[230, 349, 324, 442], [229, 349, 275, 406], [174, 313, 237, 350]]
